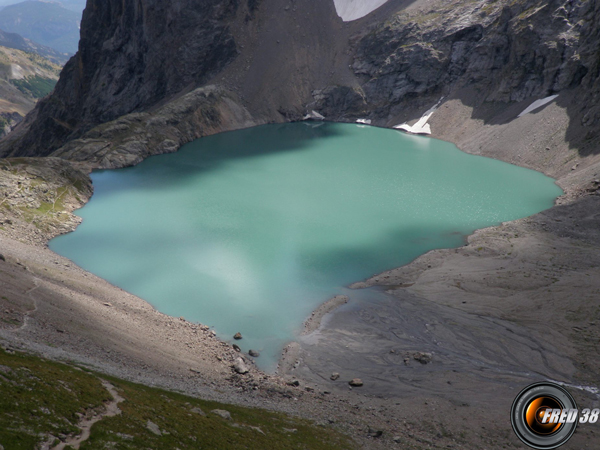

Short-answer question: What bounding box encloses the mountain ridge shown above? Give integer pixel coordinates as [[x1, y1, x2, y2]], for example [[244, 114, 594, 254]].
[[0, 27, 70, 65], [0, 0, 81, 54]]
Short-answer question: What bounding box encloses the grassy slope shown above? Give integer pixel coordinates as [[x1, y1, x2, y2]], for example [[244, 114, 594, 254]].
[[10, 75, 57, 98], [0, 349, 354, 449], [0, 47, 61, 137]]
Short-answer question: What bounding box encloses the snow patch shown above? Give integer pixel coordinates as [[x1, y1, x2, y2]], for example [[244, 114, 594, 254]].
[[518, 95, 559, 117], [333, 0, 390, 22], [394, 99, 443, 135], [303, 110, 325, 121], [356, 119, 371, 125]]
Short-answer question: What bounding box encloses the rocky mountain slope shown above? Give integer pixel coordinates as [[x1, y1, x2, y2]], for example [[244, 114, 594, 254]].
[[0, 45, 61, 138], [0, 0, 82, 54], [1, 0, 599, 172], [343, 0, 600, 155], [0, 27, 69, 65]]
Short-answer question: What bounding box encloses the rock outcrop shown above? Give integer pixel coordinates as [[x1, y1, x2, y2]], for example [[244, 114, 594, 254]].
[[1, 0, 241, 157], [0, 112, 22, 139], [317, 0, 600, 133], [0, 0, 354, 160]]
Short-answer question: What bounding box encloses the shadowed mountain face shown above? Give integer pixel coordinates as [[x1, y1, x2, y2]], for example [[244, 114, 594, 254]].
[[1, 0, 600, 160], [0, 0, 242, 156]]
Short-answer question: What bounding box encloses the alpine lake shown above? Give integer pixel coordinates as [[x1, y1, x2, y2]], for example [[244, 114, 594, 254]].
[[50, 123, 563, 370]]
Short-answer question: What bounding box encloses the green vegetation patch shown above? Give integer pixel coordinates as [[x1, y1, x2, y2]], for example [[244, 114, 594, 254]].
[[10, 75, 57, 99], [0, 349, 110, 449], [0, 349, 354, 449]]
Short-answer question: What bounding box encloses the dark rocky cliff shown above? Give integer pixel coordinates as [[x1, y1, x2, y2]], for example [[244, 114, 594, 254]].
[[0, 0, 350, 160], [2, 0, 600, 167], [320, 0, 600, 128], [1, 0, 240, 156]]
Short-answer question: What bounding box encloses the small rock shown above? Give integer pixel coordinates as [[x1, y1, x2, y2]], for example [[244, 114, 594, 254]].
[[287, 380, 300, 387], [0, 254, 5, 262], [116, 433, 134, 441], [393, 435, 402, 443], [413, 352, 432, 364], [233, 332, 242, 340], [248, 425, 265, 435], [190, 407, 205, 416], [232, 344, 241, 352], [103, 302, 112, 307], [248, 349, 260, 357], [349, 378, 363, 387], [146, 420, 162, 436], [367, 427, 383, 438], [211, 409, 232, 420], [283, 428, 297, 433], [330, 372, 340, 381], [233, 357, 249, 374]]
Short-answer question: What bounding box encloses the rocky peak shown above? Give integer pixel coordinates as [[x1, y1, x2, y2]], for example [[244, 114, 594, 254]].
[[1, 0, 241, 157]]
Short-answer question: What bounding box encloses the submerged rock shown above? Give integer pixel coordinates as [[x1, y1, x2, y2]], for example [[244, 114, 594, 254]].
[[248, 349, 260, 357], [233, 332, 242, 340]]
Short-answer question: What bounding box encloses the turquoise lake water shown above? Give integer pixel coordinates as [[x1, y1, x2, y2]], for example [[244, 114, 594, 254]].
[[49, 123, 563, 370]]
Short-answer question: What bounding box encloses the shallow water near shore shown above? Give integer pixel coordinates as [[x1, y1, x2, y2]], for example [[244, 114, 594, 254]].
[[49, 123, 563, 371]]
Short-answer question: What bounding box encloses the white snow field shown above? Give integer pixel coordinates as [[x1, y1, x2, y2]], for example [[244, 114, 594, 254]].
[[518, 95, 559, 117], [333, 0, 390, 21], [394, 99, 444, 135]]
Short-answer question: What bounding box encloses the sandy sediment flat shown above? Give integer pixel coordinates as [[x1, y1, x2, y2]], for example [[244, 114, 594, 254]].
[[302, 295, 349, 335]]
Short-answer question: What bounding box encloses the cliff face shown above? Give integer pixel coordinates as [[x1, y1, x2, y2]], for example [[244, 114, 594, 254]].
[[2, 0, 600, 167], [1, 0, 240, 156], [319, 0, 600, 127], [0, 0, 351, 159]]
